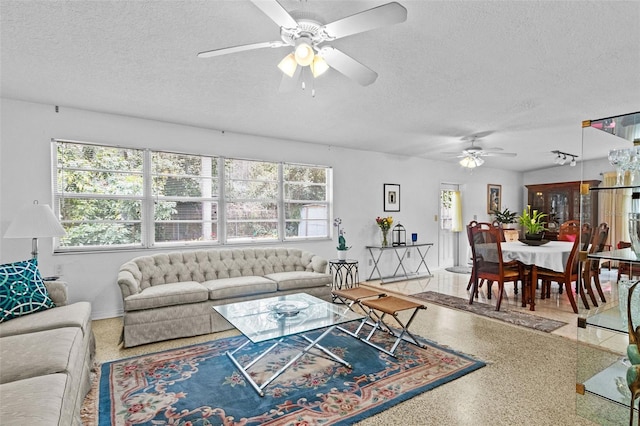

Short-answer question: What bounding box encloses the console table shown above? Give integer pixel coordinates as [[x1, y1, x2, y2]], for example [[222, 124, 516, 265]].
[[365, 243, 434, 283]]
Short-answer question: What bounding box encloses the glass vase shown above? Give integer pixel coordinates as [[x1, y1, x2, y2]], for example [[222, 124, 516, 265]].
[[381, 229, 389, 247]]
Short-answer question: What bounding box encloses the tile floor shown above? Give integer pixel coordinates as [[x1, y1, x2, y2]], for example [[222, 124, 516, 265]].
[[90, 267, 631, 425], [364, 266, 628, 351]]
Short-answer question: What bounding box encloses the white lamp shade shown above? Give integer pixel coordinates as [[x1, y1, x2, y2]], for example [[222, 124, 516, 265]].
[[459, 156, 484, 168], [277, 53, 297, 77], [310, 55, 329, 77], [4, 202, 66, 239], [294, 40, 314, 66]]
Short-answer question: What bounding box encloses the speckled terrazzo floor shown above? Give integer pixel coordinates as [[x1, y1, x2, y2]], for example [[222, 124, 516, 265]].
[[89, 269, 629, 425]]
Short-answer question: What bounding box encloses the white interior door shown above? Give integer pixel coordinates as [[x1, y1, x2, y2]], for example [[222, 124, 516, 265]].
[[439, 185, 460, 267]]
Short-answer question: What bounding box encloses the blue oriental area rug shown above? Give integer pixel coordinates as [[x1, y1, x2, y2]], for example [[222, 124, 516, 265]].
[[94, 326, 485, 425]]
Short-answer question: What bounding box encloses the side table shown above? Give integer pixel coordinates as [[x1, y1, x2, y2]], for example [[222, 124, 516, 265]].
[[328, 259, 359, 291]]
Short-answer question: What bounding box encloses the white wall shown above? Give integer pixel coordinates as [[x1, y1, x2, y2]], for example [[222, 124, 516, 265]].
[[0, 98, 523, 319]]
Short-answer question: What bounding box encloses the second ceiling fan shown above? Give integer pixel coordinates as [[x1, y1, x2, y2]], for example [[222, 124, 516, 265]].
[[442, 132, 517, 168], [198, 1, 407, 88]]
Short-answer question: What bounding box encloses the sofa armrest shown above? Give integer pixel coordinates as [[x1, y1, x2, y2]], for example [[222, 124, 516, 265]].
[[44, 280, 68, 307], [117, 269, 141, 299], [310, 255, 328, 273]]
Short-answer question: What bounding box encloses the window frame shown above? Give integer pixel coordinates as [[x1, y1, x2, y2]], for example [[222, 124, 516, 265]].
[[52, 139, 332, 252]]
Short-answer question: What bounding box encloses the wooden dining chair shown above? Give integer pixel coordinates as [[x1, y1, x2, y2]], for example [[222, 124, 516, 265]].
[[467, 221, 526, 311], [617, 241, 640, 281], [583, 222, 609, 306], [466, 221, 517, 295], [558, 220, 581, 242], [538, 223, 593, 313]]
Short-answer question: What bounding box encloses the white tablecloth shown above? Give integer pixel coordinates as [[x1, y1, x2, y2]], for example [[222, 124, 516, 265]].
[[500, 241, 574, 273]]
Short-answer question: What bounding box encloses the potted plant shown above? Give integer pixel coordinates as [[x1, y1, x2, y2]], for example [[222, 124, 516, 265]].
[[334, 218, 350, 260], [518, 206, 547, 240], [492, 208, 518, 228]]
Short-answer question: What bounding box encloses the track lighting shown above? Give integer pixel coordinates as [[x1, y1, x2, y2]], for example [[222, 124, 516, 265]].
[[551, 150, 578, 167]]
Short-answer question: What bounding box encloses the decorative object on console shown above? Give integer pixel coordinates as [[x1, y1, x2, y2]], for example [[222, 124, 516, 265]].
[[518, 205, 547, 240], [411, 233, 418, 243], [375, 216, 393, 247], [4, 200, 66, 258], [0, 258, 55, 322], [383, 183, 400, 212], [333, 217, 350, 260], [392, 223, 406, 246]]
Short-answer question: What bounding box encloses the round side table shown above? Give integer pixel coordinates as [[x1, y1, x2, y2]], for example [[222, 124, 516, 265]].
[[328, 259, 359, 291]]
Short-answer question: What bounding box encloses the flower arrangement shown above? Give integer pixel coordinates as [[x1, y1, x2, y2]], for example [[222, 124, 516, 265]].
[[334, 218, 349, 251], [518, 205, 547, 235], [376, 216, 393, 246], [375, 216, 393, 231]]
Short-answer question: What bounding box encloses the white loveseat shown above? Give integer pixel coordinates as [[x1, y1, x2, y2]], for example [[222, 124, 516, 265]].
[[117, 247, 332, 347]]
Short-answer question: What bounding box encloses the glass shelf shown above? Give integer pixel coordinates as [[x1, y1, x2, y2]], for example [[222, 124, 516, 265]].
[[578, 111, 640, 423], [585, 304, 627, 333], [588, 248, 640, 263], [583, 359, 639, 412]]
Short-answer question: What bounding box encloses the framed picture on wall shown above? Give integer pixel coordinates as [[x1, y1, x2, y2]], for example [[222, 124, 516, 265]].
[[487, 184, 501, 213], [384, 183, 400, 212]]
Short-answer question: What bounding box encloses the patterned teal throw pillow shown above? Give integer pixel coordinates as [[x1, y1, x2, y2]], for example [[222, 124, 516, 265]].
[[0, 258, 54, 322]]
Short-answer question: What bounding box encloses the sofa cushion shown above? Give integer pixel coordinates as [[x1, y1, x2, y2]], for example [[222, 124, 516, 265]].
[[0, 374, 76, 425], [0, 301, 91, 338], [124, 281, 208, 311], [0, 258, 54, 323], [0, 327, 83, 384], [202, 276, 277, 300], [264, 271, 332, 291]]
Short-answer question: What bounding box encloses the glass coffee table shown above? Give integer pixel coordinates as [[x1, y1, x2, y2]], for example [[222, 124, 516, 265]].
[[213, 293, 364, 396]]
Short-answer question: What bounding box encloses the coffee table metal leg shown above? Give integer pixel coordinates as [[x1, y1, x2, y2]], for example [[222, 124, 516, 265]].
[[225, 325, 350, 397]]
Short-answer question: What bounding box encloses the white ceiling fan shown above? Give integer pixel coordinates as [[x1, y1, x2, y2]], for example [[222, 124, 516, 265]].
[[442, 132, 517, 168], [197, 1, 407, 90]]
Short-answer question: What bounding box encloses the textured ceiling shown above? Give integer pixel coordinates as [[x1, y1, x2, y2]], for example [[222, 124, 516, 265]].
[[1, 0, 639, 171]]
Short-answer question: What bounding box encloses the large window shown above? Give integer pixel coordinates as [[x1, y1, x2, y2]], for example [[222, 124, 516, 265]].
[[53, 140, 331, 251]]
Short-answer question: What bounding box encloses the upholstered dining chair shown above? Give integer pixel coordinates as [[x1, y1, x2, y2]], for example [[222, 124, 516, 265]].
[[583, 222, 609, 307], [467, 221, 526, 311], [538, 223, 593, 313]]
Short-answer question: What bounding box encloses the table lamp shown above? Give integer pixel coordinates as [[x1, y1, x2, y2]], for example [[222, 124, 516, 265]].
[[4, 200, 66, 258]]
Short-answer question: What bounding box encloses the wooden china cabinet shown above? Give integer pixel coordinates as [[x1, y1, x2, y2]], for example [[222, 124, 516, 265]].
[[526, 180, 600, 240]]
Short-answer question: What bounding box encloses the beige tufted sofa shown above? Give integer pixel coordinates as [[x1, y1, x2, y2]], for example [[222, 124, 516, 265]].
[[117, 247, 332, 347]]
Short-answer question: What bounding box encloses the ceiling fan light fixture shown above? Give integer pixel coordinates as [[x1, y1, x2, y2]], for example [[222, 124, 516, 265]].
[[294, 38, 315, 66], [277, 53, 297, 77], [459, 156, 484, 168], [310, 55, 329, 77]]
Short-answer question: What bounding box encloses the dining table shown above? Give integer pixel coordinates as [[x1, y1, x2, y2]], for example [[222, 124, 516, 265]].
[[477, 240, 575, 311]]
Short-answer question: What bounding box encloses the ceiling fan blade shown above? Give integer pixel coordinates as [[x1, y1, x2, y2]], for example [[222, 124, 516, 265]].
[[197, 41, 287, 58], [461, 130, 494, 141], [322, 2, 407, 40], [482, 152, 517, 157], [318, 46, 377, 86], [250, 0, 298, 29]]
